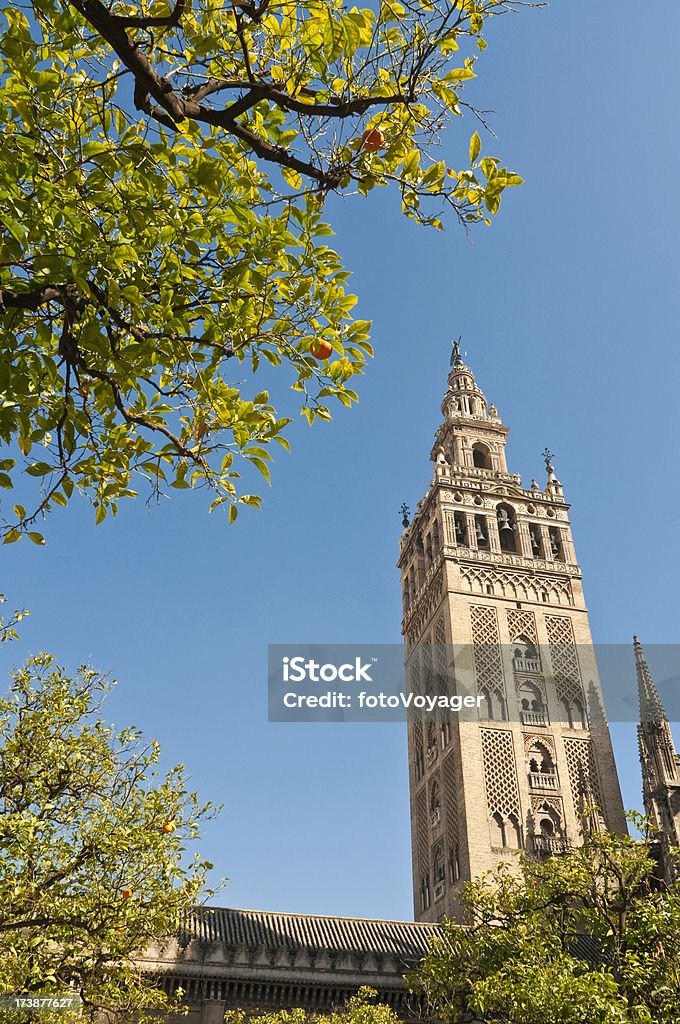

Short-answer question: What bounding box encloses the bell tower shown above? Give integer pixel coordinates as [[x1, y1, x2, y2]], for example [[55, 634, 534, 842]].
[[398, 344, 627, 922]]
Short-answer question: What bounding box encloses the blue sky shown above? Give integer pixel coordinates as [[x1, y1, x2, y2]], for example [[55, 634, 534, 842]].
[[3, 1, 680, 921]]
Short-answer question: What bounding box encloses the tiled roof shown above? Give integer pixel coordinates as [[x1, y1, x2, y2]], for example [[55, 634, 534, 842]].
[[181, 907, 440, 959]]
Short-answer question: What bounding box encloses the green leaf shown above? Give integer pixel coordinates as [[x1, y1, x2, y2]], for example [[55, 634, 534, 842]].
[[469, 131, 482, 163], [281, 166, 302, 190], [25, 462, 52, 477], [27, 532, 45, 545]]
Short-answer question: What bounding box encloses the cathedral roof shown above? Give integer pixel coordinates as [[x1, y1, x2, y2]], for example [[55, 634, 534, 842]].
[[180, 906, 440, 958]]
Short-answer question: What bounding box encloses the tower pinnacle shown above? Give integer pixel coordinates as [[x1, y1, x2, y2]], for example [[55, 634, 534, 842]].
[[634, 636, 667, 724]]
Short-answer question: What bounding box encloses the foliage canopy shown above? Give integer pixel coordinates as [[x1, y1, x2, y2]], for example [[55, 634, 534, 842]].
[[410, 821, 680, 1024], [0, 604, 216, 1019], [0, 0, 524, 539]]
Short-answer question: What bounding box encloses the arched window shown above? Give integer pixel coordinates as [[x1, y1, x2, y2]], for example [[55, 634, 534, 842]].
[[518, 680, 547, 725], [527, 742, 557, 787], [533, 802, 564, 855], [513, 633, 539, 662], [480, 687, 507, 722], [449, 845, 461, 882], [425, 533, 433, 568], [420, 873, 431, 911], [490, 812, 506, 848], [433, 844, 445, 884], [472, 442, 491, 469], [549, 526, 564, 561], [496, 503, 517, 552], [430, 780, 441, 813], [529, 526, 543, 558], [506, 813, 522, 850], [454, 511, 467, 545], [490, 813, 522, 850], [474, 515, 489, 549], [561, 697, 587, 730]]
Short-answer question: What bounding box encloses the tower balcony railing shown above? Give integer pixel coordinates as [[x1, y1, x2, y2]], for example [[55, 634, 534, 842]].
[[514, 656, 542, 674], [521, 710, 548, 727], [528, 772, 558, 790], [430, 807, 441, 828], [531, 834, 570, 855]]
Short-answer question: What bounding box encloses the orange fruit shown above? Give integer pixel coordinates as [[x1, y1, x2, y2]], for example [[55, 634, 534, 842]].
[[310, 340, 333, 361], [121, 888, 133, 900], [362, 128, 385, 153], [162, 823, 175, 834]]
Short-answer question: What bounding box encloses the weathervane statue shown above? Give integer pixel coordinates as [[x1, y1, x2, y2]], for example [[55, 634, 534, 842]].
[[450, 337, 463, 367]]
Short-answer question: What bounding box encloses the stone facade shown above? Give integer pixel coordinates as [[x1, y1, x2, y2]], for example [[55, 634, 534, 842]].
[[397, 345, 627, 922]]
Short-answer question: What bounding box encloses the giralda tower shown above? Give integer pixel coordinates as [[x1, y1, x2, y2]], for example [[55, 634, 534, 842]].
[[398, 345, 627, 922]]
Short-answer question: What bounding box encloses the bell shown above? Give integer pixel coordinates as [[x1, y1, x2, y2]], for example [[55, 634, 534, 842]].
[[551, 537, 560, 555], [498, 509, 513, 531], [455, 520, 464, 541], [530, 529, 541, 554], [476, 522, 486, 543]]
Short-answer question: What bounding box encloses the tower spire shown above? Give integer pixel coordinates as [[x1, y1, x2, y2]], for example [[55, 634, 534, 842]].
[[634, 635, 667, 724]]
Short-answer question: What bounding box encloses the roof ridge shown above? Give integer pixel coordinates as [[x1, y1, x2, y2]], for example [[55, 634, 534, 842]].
[[192, 906, 439, 928]]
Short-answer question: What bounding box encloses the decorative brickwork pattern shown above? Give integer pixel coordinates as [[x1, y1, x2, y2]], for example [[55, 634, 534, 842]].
[[443, 752, 459, 848], [531, 795, 564, 818], [433, 617, 452, 694], [422, 641, 434, 694], [408, 652, 422, 697], [545, 615, 585, 706], [564, 737, 603, 815], [470, 605, 505, 702], [415, 787, 429, 874], [404, 566, 446, 644], [480, 729, 521, 819], [412, 722, 423, 779], [507, 609, 538, 646], [461, 565, 573, 606]]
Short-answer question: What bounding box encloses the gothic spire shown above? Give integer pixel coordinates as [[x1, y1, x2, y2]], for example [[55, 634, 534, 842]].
[[634, 635, 667, 724]]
